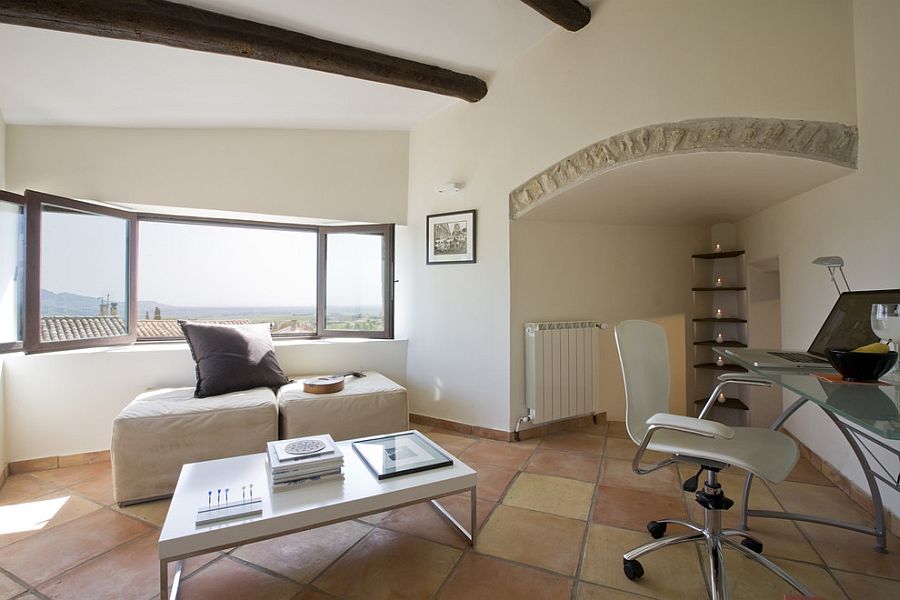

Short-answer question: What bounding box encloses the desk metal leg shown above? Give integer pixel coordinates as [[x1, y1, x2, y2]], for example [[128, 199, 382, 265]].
[[821, 407, 887, 551], [741, 397, 888, 552]]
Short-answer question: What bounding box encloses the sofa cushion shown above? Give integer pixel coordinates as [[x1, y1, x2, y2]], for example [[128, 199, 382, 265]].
[[278, 371, 408, 441], [111, 386, 278, 504], [180, 321, 290, 397]]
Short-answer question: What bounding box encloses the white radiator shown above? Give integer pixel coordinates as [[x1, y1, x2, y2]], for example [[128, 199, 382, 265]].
[[524, 321, 604, 424]]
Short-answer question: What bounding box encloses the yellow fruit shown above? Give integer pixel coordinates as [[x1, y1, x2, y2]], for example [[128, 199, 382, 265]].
[[853, 342, 890, 353]]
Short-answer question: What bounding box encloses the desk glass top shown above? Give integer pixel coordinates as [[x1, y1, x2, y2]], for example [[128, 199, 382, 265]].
[[716, 349, 900, 440]]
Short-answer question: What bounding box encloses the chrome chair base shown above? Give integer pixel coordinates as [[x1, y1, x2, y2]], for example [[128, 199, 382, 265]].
[[621, 473, 815, 600]]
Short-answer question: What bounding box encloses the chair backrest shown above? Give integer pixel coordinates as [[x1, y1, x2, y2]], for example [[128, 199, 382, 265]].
[[614, 320, 671, 445]]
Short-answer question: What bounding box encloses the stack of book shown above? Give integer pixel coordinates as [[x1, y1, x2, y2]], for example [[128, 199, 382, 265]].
[[265, 433, 344, 492]]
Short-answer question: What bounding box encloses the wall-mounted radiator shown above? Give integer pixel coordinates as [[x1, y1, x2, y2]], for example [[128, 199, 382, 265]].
[[525, 321, 604, 424]]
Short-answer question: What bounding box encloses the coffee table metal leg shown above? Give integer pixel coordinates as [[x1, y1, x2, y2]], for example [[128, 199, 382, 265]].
[[470, 487, 477, 546], [161, 559, 183, 600], [430, 487, 476, 546]]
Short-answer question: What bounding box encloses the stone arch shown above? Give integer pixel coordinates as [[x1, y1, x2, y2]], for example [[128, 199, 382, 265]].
[[509, 117, 857, 220]]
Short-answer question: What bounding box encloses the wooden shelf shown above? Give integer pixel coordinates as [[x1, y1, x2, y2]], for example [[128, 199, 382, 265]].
[[693, 317, 747, 323], [692, 286, 747, 291], [694, 397, 749, 411], [693, 362, 748, 372], [694, 340, 747, 347], [692, 250, 745, 259]]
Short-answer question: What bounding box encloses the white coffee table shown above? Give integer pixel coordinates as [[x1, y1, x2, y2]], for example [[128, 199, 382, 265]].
[[158, 431, 477, 600]]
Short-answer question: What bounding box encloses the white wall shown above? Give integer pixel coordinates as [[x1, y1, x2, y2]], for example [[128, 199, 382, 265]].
[[6, 126, 409, 225], [1, 108, 7, 473], [510, 221, 708, 422], [738, 0, 900, 515], [3, 339, 406, 462], [0, 354, 6, 472], [0, 107, 6, 188], [406, 0, 856, 432]]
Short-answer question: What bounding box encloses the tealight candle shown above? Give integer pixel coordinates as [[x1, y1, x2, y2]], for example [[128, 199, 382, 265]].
[[715, 308, 723, 319], [715, 332, 725, 343], [714, 243, 721, 253], [718, 392, 727, 403], [715, 277, 724, 287], [716, 355, 725, 367]]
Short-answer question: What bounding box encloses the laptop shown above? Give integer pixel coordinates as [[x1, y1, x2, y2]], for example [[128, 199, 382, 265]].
[[725, 289, 900, 369]]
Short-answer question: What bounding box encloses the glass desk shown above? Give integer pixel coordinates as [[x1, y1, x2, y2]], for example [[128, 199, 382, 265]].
[[716, 348, 900, 552]]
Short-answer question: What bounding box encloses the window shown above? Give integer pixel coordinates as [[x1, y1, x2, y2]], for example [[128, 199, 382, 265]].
[[320, 225, 394, 337], [0, 192, 25, 351], [14, 189, 394, 351], [24, 191, 137, 353], [137, 219, 318, 338]]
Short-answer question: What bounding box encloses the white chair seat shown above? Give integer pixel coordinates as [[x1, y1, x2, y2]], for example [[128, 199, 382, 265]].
[[649, 426, 798, 484]]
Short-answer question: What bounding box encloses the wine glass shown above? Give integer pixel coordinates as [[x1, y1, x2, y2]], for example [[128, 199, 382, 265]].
[[871, 303, 900, 382]]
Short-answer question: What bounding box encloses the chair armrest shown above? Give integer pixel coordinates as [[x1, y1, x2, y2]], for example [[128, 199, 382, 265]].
[[697, 374, 774, 419], [646, 413, 735, 440], [717, 373, 772, 384]]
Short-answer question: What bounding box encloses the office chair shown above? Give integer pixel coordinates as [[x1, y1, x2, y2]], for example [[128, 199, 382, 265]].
[[614, 320, 814, 600]]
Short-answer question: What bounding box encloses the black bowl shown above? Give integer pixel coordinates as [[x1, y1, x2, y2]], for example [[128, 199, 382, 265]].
[[825, 347, 898, 382]]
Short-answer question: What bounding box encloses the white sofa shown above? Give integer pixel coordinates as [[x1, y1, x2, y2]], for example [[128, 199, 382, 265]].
[[111, 371, 408, 505]]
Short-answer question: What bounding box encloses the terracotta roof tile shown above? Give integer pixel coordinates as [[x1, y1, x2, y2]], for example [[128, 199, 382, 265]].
[[40, 316, 126, 342], [137, 319, 252, 339], [39, 317, 253, 342]]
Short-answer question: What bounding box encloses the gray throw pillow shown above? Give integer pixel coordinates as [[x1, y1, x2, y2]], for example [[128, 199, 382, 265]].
[[179, 321, 290, 398]]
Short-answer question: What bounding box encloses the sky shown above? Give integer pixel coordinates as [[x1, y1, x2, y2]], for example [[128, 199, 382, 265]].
[[42, 210, 128, 302], [40, 214, 384, 308]]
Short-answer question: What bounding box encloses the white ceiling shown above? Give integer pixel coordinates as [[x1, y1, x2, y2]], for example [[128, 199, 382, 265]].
[[0, 0, 562, 129], [517, 152, 855, 226]]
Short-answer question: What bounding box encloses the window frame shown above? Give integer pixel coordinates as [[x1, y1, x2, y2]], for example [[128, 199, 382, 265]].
[[15, 191, 395, 352], [23, 190, 139, 354], [317, 224, 395, 339], [0, 190, 25, 353]]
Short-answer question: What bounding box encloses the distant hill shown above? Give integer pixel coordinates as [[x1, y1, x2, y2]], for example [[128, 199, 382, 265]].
[[39, 290, 382, 319], [40, 289, 110, 316]]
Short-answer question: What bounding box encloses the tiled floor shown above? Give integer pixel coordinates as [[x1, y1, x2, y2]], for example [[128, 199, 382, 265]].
[[1, 422, 899, 599]]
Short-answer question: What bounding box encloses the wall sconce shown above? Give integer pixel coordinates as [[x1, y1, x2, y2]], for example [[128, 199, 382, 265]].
[[434, 182, 462, 195]]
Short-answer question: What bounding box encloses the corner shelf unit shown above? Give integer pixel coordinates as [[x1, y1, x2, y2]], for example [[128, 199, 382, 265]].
[[691, 250, 749, 425]]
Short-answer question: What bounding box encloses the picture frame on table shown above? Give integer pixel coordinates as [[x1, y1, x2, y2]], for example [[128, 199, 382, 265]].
[[426, 209, 476, 265], [352, 430, 454, 480]]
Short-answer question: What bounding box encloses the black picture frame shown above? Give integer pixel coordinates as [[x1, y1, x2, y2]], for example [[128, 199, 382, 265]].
[[426, 209, 476, 265], [352, 430, 454, 480]]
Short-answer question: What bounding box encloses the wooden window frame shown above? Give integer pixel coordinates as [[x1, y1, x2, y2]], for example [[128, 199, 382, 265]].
[[0, 190, 25, 353], [24, 190, 138, 354], [317, 224, 395, 339]]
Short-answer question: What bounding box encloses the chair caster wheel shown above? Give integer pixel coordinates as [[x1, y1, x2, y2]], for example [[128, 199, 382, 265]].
[[623, 558, 644, 580], [647, 520, 667, 539], [741, 537, 763, 554]]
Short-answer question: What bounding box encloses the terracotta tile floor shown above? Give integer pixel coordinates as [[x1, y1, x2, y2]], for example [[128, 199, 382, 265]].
[[1, 422, 898, 599]]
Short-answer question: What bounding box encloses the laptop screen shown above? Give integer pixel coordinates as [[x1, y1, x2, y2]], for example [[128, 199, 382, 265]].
[[808, 289, 900, 356]]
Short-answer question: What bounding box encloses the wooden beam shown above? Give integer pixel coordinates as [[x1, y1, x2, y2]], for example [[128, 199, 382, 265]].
[[519, 0, 591, 31], [0, 0, 488, 102]]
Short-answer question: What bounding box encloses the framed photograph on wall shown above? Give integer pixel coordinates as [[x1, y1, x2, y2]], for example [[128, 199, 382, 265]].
[[426, 209, 476, 265]]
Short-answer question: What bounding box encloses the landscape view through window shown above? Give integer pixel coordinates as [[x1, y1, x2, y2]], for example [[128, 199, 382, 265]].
[[37, 218, 386, 341]]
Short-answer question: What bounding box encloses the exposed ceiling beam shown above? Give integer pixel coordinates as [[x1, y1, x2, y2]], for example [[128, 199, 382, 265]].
[[519, 0, 591, 31], [0, 0, 488, 102]]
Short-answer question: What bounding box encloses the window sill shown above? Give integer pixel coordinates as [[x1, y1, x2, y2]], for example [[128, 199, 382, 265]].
[[11, 336, 406, 358]]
